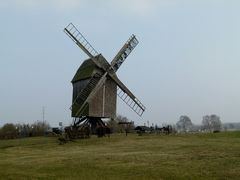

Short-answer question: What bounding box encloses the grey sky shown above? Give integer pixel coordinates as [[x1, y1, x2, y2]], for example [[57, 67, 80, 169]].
[[1, 0, 240, 126]]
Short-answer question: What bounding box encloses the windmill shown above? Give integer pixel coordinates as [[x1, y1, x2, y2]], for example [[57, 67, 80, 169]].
[[64, 23, 146, 137]]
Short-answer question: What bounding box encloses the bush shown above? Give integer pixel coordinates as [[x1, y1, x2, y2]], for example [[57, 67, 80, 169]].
[[0, 123, 18, 139], [107, 115, 135, 133], [31, 121, 50, 136]]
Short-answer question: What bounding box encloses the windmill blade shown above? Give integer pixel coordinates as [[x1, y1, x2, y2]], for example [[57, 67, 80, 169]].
[[117, 87, 145, 116], [74, 72, 108, 117], [109, 74, 146, 116], [111, 35, 139, 72], [64, 23, 99, 58], [70, 73, 102, 111]]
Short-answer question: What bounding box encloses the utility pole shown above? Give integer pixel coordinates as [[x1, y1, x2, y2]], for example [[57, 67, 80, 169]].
[[42, 106, 45, 123]]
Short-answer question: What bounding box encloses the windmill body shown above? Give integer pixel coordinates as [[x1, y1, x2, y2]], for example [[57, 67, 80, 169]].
[[64, 23, 146, 137], [71, 54, 117, 118]]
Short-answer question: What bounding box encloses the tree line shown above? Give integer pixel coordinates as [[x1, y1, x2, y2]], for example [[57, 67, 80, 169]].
[[0, 115, 133, 140], [0, 114, 232, 139], [176, 114, 222, 133], [0, 121, 50, 139]]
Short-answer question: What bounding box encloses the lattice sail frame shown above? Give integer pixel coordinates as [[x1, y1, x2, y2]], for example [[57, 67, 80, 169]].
[[111, 35, 139, 72]]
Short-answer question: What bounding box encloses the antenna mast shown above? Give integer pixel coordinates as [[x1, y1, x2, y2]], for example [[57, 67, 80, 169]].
[[42, 106, 45, 122]]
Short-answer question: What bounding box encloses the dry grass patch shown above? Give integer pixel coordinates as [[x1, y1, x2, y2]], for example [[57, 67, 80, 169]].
[[0, 132, 240, 179]]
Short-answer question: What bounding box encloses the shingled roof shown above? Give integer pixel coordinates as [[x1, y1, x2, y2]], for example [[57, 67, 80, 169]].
[[71, 54, 110, 83], [71, 59, 96, 83]]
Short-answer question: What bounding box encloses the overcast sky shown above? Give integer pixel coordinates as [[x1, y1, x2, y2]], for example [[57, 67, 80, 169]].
[[1, 0, 240, 127]]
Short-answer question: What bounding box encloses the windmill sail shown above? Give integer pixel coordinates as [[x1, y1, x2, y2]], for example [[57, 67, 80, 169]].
[[117, 87, 145, 116], [64, 23, 99, 58], [74, 73, 108, 117], [111, 35, 139, 72], [109, 74, 145, 116], [70, 73, 102, 112]]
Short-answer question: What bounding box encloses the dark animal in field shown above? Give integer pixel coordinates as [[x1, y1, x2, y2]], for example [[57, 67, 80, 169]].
[[135, 126, 151, 135], [96, 126, 111, 137], [156, 125, 173, 135], [64, 125, 90, 139], [58, 136, 67, 145], [52, 128, 62, 135]]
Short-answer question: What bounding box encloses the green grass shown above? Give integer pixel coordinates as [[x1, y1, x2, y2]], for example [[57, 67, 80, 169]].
[[0, 132, 240, 180]]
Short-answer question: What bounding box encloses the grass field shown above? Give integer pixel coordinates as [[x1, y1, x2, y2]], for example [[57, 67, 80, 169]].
[[0, 132, 240, 180]]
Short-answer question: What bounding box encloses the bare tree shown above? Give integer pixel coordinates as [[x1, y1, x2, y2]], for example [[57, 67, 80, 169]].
[[202, 114, 222, 132], [176, 115, 193, 132], [202, 115, 211, 131]]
